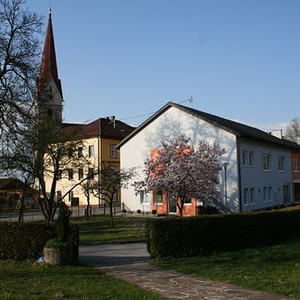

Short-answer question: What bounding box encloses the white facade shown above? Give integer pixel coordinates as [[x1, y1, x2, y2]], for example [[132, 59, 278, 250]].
[[239, 139, 293, 211], [120, 104, 295, 214], [120, 106, 239, 212]]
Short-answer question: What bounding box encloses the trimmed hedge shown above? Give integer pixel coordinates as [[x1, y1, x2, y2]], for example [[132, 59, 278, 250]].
[[0, 222, 79, 260], [146, 206, 300, 258]]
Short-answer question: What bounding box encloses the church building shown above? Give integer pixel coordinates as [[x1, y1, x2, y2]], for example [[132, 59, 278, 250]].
[[37, 11, 135, 208]]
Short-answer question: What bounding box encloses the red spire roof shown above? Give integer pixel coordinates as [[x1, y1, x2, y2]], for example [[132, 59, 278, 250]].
[[38, 10, 62, 96]]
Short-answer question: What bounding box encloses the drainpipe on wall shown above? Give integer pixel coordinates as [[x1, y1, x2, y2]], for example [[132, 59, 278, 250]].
[[236, 137, 242, 212]]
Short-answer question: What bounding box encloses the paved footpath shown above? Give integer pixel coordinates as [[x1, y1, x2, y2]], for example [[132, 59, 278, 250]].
[[79, 243, 295, 300]]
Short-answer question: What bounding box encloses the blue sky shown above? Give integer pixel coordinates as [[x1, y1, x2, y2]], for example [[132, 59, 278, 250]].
[[26, 0, 300, 131]]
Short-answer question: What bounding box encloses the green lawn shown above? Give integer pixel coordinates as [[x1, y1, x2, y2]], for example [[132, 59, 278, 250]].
[[152, 238, 300, 299], [73, 215, 148, 244], [0, 260, 164, 300]]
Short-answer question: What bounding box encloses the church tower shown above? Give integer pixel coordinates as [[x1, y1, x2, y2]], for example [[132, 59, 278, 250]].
[[37, 9, 63, 123]]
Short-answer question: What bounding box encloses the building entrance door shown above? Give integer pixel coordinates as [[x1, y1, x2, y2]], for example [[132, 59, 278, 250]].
[[294, 183, 300, 203], [168, 196, 177, 214]]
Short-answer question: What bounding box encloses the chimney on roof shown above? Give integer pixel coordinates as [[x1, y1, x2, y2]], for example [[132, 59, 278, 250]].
[[270, 129, 282, 139], [108, 116, 116, 129]]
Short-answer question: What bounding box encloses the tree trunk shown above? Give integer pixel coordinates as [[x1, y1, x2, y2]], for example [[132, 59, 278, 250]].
[[177, 198, 183, 217], [86, 193, 90, 220], [18, 196, 25, 222], [109, 199, 114, 228]]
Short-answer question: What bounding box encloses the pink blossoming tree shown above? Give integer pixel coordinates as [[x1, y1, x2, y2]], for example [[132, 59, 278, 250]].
[[135, 135, 224, 216]]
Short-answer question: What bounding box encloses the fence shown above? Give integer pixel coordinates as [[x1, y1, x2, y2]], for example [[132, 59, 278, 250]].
[[0, 203, 121, 222]]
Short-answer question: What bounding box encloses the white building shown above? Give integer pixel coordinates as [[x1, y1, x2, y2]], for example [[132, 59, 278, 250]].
[[118, 102, 300, 215]]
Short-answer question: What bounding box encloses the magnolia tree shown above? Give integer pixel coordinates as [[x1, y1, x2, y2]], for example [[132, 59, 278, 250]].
[[134, 135, 224, 216]]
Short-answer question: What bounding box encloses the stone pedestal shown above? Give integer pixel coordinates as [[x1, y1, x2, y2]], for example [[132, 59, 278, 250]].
[[44, 247, 66, 265]]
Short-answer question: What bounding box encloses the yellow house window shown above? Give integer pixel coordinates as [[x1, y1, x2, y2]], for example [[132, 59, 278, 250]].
[[110, 144, 117, 158], [88, 168, 94, 179], [89, 145, 94, 157]]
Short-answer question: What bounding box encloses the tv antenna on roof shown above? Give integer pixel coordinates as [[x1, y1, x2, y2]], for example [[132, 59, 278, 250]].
[[188, 97, 194, 108]]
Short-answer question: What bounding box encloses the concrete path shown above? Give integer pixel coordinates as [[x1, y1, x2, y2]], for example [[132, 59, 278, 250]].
[[79, 243, 294, 300]]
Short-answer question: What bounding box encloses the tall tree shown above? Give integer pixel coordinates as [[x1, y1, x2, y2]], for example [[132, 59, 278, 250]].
[[135, 135, 224, 216], [0, 0, 42, 143], [285, 118, 300, 143], [0, 118, 89, 222]]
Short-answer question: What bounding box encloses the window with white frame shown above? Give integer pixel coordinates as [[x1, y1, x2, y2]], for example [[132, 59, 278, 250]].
[[88, 168, 94, 179], [263, 186, 268, 202], [68, 169, 73, 180], [68, 148, 73, 159], [277, 156, 284, 171], [139, 190, 150, 204], [154, 190, 163, 204], [292, 158, 300, 171], [283, 184, 291, 204], [268, 186, 272, 202], [88, 145, 94, 157], [112, 191, 118, 202], [250, 188, 255, 204], [249, 151, 254, 166], [78, 147, 83, 157], [78, 168, 83, 180], [242, 150, 248, 165], [243, 188, 249, 205], [262, 154, 271, 171], [110, 144, 117, 158]]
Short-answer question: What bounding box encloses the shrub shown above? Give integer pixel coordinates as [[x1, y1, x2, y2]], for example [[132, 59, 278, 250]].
[[146, 206, 300, 258], [151, 209, 157, 215], [121, 209, 127, 213], [0, 222, 78, 260], [137, 209, 141, 214], [45, 238, 67, 250]]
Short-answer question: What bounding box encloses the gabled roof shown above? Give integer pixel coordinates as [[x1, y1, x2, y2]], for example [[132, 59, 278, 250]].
[[117, 102, 300, 151], [62, 118, 135, 140], [37, 10, 63, 97], [0, 178, 31, 191]]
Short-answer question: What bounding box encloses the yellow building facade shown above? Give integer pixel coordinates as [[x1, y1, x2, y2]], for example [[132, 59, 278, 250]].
[[44, 118, 134, 207]]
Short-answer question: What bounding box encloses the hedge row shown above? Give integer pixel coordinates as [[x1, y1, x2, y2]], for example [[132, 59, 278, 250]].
[[0, 222, 78, 260], [146, 206, 300, 258]]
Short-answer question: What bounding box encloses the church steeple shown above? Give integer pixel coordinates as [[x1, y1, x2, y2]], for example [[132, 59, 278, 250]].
[[37, 10, 63, 123]]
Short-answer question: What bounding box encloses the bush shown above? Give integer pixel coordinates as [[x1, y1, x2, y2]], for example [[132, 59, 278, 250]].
[[152, 209, 157, 215], [45, 238, 67, 250], [137, 209, 141, 214], [146, 206, 300, 258], [0, 222, 78, 260]]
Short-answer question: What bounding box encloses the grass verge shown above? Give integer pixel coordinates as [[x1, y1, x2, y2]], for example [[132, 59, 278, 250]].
[[151, 238, 300, 299], [0, 260, 164, 300], [73, 215, 148, 244]]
